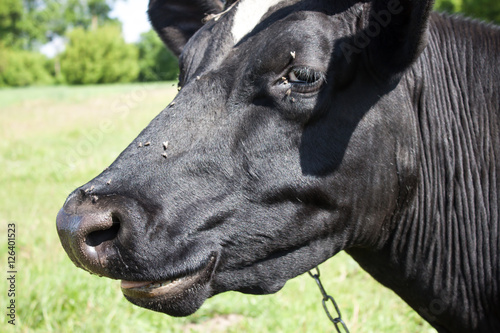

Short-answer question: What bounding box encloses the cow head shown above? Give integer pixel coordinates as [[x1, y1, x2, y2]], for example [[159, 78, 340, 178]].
[[57, 0, 432, 317]]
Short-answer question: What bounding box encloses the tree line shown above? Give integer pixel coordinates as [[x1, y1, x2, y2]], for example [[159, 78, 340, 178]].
[[434, 0, 500, 23], [0, 0, 498, 87], [0, 0, 178, 86]]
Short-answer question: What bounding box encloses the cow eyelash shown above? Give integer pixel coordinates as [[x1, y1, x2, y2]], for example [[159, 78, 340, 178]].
[[288, 67, 325, 93]]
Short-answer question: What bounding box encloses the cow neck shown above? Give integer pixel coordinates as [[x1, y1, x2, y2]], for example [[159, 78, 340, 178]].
[[349, 13, 500, 333]]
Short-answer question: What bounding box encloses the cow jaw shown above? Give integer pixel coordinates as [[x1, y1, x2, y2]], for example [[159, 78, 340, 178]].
[[120, 256, 217, 317]]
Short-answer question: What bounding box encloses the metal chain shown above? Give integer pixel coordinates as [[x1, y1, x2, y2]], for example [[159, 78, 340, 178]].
[[308, 267, 350, 333]]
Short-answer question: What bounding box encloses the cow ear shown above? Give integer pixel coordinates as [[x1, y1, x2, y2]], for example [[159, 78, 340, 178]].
[[148, 0, 224, 57], [359, 0, 433, 81]]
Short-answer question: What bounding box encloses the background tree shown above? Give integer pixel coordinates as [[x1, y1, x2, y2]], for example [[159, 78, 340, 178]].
[[0, 0, 125, 86], [0, 0, 117, 50], [0, 0, 54, 86], [462, 0, 500, 24], [0, 48, 54, 86], [60, 24, 139, 84], [44, 0, 118, 39], [136, 30, 179, 82], [0, 0, 23, 48], [435, 0, 500, 24]]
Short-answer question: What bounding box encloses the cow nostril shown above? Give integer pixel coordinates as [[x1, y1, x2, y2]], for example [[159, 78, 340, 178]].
[[85, 215, 121, 247]]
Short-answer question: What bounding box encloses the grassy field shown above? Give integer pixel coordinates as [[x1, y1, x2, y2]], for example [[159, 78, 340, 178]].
[[0, 83, 435, 332]]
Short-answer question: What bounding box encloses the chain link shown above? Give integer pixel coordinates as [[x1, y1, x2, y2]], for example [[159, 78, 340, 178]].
[[308, 267, 350, 333]]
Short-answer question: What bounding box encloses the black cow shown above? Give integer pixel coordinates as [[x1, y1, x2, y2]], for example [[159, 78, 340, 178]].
[[56, 0, 500, 331]]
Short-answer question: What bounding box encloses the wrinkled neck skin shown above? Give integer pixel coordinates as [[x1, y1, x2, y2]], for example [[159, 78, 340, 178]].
[[347, 14, 500, 333]]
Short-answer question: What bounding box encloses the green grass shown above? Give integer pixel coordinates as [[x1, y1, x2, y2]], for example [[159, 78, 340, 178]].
[[0, 83, 435, 332]]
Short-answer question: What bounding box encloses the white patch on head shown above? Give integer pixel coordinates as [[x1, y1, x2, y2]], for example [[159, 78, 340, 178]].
[[231, 0, 285, 44]]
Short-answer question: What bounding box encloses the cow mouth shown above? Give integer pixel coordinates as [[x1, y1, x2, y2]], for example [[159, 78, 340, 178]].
[[121, 277, 195, 294], [120, 255, 217, 316]]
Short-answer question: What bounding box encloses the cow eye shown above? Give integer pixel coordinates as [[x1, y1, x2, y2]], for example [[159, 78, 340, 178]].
[[288, 67, 325, 93]]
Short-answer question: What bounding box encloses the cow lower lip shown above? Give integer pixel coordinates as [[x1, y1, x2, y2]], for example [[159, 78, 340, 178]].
[[120, 256, 216, 299], [121, 275, 198, 296]]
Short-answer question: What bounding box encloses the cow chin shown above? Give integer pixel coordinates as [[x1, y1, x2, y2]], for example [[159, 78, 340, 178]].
[[120, 255, 217, 317], [123, 285, 210, 317]]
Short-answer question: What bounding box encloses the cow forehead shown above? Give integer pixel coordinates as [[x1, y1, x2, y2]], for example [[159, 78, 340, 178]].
[[231, 0, 287, 44]]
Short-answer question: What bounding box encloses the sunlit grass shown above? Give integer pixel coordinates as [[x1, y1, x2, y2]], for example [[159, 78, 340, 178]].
[[0, 83, 435, 332]]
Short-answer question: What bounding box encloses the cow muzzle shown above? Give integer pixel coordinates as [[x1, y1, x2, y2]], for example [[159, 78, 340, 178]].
[[56, 187, 219, 316], [56, 189, 122, 277]]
